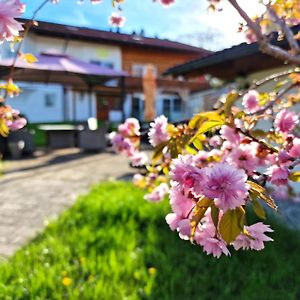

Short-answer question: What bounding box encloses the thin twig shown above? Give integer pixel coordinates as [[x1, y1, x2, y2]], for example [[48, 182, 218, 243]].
[[235, 127, 277, 153], [249, 82, 299, 115], [5, 0, 50, 99], [250, 68, 300, 90]]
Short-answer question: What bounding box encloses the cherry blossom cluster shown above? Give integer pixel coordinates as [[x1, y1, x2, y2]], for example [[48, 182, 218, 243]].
[[0, 0, 25, 43], [109, 118, 149, 167], [166, 158, 273, 258], [110, 78, 299, 257], [0, 105, 27, 136]]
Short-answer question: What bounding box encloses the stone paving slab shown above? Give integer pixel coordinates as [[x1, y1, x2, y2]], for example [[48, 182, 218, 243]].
[[0, 149, 133, 257]]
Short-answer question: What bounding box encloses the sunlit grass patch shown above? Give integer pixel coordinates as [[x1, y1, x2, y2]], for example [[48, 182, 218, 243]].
[[0, 181, 299, 300]]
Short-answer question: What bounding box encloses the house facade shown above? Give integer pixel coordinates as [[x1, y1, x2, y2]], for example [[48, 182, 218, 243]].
[[0, 20, 210, 125]]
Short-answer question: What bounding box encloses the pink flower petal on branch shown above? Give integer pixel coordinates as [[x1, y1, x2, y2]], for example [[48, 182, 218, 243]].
[[274, 109, 299, 134], [202, 163, 249, 212]]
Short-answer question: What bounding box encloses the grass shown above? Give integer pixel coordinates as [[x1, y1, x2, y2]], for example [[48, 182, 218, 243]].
[[0, 181, 300, 300]]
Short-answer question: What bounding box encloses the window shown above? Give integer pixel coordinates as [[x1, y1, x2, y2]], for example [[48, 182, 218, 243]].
[[163, 98, 171, 118], [90, 60, 114, 69], [45, 93, 55, 107], [132, 97, 140, 119], [132, 64, 157, 77], [173, 98, 182, 112]]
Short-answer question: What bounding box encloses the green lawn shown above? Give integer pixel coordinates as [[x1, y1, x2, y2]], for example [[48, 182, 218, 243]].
[[0, 182, 300, 300]]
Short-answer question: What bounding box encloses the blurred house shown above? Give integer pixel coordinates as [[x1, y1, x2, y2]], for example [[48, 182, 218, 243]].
[[1, 19, 211, 124], [165, 25, 300, 107]]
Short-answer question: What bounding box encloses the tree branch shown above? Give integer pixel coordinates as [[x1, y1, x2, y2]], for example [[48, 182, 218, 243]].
[[250, 68, 300, 89], [249, 82, 300, 115], [227, 0, 300, 65], [267, 5, 300, 54]]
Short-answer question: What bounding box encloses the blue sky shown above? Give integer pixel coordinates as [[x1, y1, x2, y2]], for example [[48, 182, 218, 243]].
[[22, 0, 262, 51]]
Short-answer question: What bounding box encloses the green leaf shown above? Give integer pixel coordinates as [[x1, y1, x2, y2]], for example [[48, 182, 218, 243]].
[[192, 137, 203, 150], [190, 197, 213, 241], [251, 197, 266, 219], [250, 129, 267, 138], [210, 205, 219, 230], [169, 140, 179, 158], [188, 111, 224, 130], [189, 118, 225, 144], [248, 181, 277, 210], [0, 120, 9, 137], [219, 207, 245, 244], [289, 172, 300, 182], [223, 91, 239, 116], [152, 141, 168, 162], [185, 145, 198, 155], [258, 93, 271, 106]]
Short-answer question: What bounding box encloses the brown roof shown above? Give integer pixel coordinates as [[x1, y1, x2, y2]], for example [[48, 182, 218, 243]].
[[19, 19, 210, 55], [165, 24, 300, 80]]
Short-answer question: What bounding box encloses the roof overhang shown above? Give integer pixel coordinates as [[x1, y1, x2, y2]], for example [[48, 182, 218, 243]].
[[164, 25, 300, 81]]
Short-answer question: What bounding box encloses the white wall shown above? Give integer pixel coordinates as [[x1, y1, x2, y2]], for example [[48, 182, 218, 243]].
[[1, 33, 121, 123], [23, 34, 122, 70], [125, 92, 184, 122], [6, 82, 64, 123]]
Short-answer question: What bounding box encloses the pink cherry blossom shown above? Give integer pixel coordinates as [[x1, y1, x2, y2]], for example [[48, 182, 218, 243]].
[[233, 222, 273, 251], [242, 90, 260, 113], [202, 163, 249, 211], [148, 115, 170, 147], [170, 154, 194, 182], [274, 109, 299, 134], [195, 225, 230, 258], [144, 183, 169, 202], [7, 116, 26, 131], [169, 182, 194, 217], [170, 155, 205, 195], [177, 218, 191, 240], [109, 132, 134, 156], [118, 118, 140, 137], [226, 143, 259, 175], [109, 13, 126, 27], [266, 165, 289, 185], [130, 151, 148, 167], [209, 135, 222, 147], [220, 125, 241, 144], [277, 150, 291, 164], [288, 138, 300, 158], [165, 213, 182, 231], [132, 173, 144, 186], [159, 0, 176, 7], [0, 0, 24, 43]]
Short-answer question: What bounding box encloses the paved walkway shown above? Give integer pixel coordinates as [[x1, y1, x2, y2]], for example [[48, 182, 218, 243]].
[[0, 149, 133, 257]]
